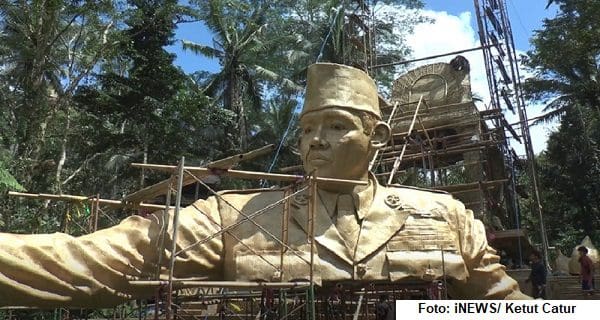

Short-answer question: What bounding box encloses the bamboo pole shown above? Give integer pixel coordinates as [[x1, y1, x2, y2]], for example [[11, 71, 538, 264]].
[[130, 164, 368, 186], [280, 188, 290, 281], [379, 146, 488, 165], [386, 130, 494, 151], [129, 280, 310, 289], [370, 44, 493, 69], [391, 118, 480, 137], [8, 191, 164, 209], [308, 174, 317, 320], [381, 140, 499, 160], [155, 178, 173, 279], [165, 158, 186, 320], [387, 95, 424, 185], [369, 101, 399, 171], [123, 145, 275, 204], [389, 101, 474, 121], [208, 144, 275, 169]]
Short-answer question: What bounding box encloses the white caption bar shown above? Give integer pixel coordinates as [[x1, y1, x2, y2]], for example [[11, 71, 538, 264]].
[[396, 300, 595, 320]]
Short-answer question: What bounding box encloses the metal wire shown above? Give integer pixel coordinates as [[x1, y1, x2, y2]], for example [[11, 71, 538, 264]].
[[174, 170, 311, 266]]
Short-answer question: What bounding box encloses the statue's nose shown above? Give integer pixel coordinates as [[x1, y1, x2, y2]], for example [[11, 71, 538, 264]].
[[309, 126, 329, 149]]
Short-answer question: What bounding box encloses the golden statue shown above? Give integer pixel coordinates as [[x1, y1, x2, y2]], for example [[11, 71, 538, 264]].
[[0, 63, 528, 307]]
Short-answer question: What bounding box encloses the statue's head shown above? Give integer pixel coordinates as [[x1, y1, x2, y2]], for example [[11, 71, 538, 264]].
[[299, 63, 391, 184]]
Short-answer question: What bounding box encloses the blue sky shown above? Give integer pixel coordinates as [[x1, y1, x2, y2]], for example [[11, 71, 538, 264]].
[[427, 0, 557, 51], [167, 1, 560, 154], [169, 1, 558, 72]]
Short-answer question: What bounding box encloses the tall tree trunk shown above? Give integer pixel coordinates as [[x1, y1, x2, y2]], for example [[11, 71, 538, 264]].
[[54, 105, 70, 194], [231, 69, 246, 150]]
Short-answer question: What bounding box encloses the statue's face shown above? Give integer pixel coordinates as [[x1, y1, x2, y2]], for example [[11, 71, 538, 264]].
[[299, 108, 372, 181]]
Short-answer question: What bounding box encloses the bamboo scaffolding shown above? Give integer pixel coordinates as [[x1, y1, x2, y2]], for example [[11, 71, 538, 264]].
[[388, 101, 476, 120], [280, 188, 291, 281], [379, 146, 488, 165], [381, 141, 498, 160], [142, 157, 318, 320], [165, 158, 186, 320], [381, 140, 500, 160], [417, 115, 437, 186], [130, 163, 368, 186], [123, 144, 275, 205], [388, 129, 495, 148], [369, 101, 400, 171], [390, 118, 481, 138], [387, 96, 424, 185]]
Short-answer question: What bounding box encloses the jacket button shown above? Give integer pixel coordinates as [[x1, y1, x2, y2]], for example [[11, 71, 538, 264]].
[[384, 194, 402, 209], [356, 263, 368, 278], [292, 194, 309, 206]]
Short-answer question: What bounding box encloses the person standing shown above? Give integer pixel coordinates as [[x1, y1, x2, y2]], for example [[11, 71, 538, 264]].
[[375, 295, 394, 320], [578, 246, 595, 294], [525, 251, 546, 298]]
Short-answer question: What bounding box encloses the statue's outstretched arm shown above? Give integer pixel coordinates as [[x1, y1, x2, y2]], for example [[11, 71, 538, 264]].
[[0, 197, 223, 308], [450, 201, 530, 300]]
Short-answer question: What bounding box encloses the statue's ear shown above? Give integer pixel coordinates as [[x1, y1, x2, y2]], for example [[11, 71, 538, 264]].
[[370, 121, 391, 149]]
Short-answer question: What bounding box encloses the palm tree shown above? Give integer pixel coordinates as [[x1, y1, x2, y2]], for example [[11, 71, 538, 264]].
[[183, 0, 301, 150], [523, 0, 600, 123]]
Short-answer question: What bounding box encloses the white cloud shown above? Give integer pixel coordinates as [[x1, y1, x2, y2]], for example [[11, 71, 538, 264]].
[[403, 9, 555, 154], [405, 10, 488, 105]]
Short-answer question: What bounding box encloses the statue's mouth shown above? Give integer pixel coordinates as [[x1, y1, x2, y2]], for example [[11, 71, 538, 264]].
[[309, 158, 330, 166], [307, 152, 330, 165]]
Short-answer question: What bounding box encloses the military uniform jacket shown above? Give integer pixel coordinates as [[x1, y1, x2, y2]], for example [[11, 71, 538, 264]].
[[0, 178, 527, 307]]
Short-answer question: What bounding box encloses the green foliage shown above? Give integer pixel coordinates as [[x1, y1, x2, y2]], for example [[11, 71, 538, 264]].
[[0, 166, 24, 192], [521, 0, 600, 250], [0, 0, 429, 231], [522, 108, 600, 251], [522, 0, 600, 123]]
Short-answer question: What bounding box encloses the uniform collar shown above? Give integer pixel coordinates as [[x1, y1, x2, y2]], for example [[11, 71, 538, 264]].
[[316, 173, 375, 221], [353, 173, 376, 221], [290, 173, 408, 264]]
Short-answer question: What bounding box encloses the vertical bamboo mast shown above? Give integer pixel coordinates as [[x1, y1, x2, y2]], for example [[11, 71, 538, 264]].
[[308, 173, 317, 320], [165, 157, 185, 320], [280, 188, 291, 281], [154, 178, 172, 320], [156, 178, 173, 278], [93, 194, 100, 232], [473, 0, 549, 268]]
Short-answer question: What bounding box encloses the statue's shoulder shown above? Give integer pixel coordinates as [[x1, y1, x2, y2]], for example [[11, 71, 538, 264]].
[[213, 186, 292, 204], [386, 183, 450, 196]]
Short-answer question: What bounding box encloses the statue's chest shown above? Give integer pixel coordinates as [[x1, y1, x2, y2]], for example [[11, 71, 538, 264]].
[[384, 210, 468, 282], [387, 212, 459, 252]]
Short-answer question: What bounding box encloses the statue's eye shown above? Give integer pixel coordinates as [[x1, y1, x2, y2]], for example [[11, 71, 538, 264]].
[[331, 123, 345, 130], [303, 127, 312, 134]]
